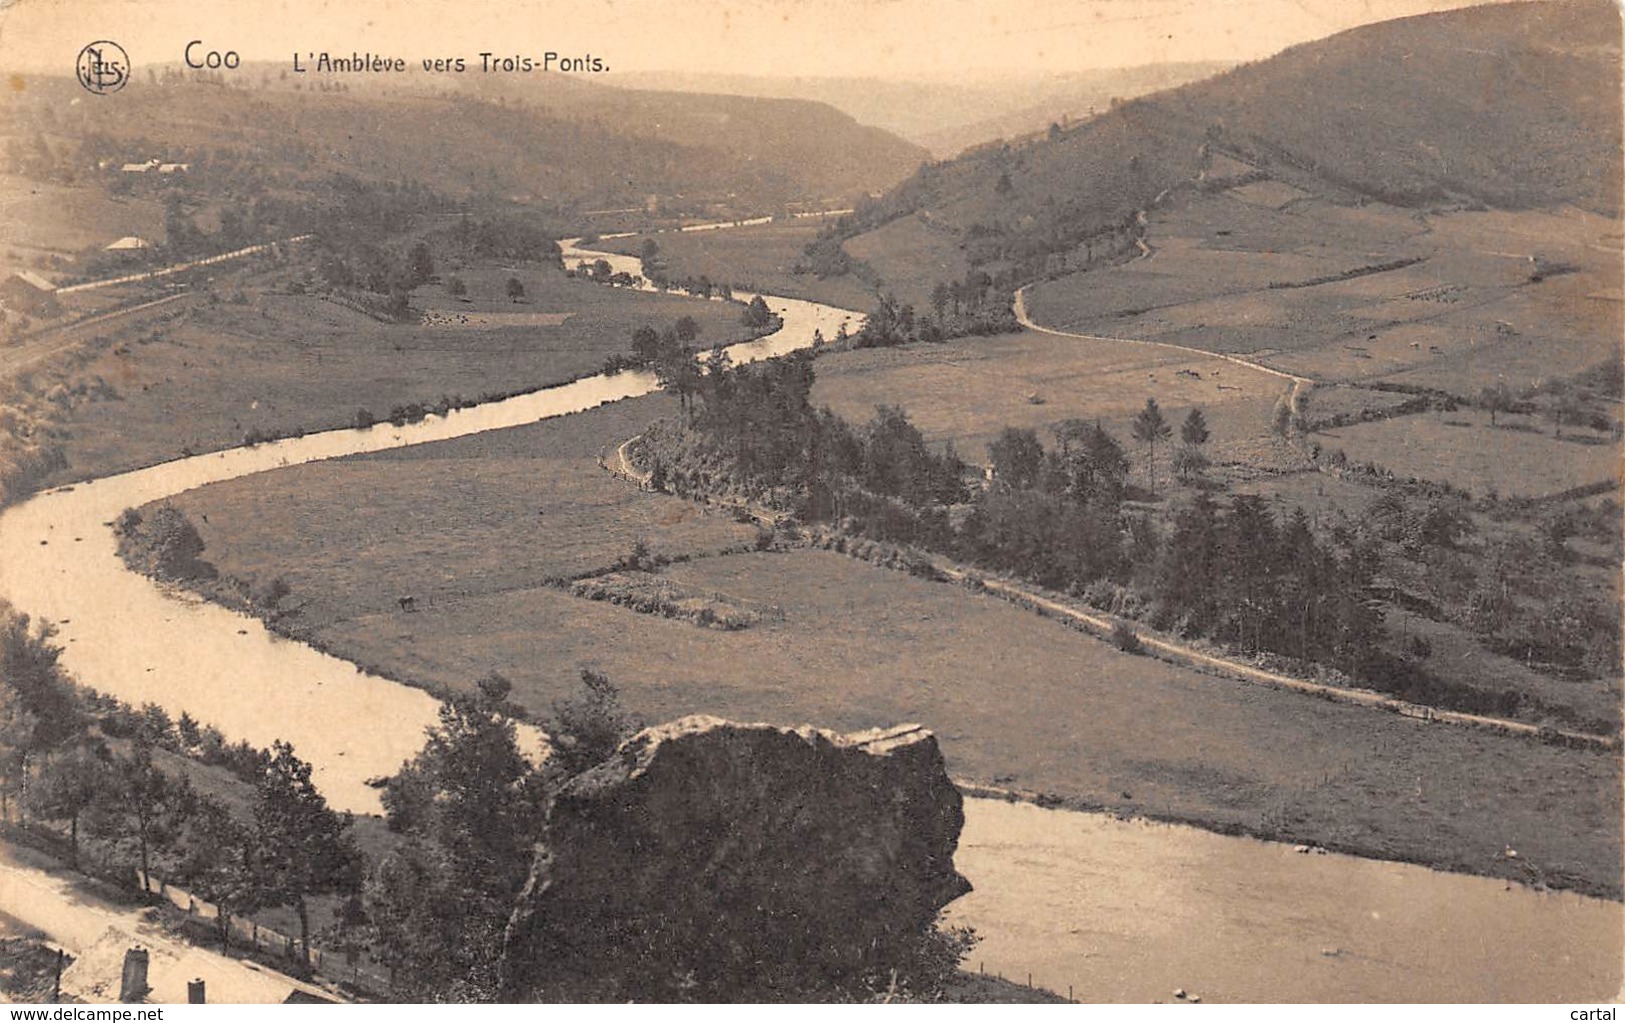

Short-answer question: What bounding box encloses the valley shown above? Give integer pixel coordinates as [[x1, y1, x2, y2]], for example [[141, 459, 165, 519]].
[[0, 0, 1619, 1005]]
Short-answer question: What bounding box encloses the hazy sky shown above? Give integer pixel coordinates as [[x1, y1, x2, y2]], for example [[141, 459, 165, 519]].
[[2, 0, 1515, 80]]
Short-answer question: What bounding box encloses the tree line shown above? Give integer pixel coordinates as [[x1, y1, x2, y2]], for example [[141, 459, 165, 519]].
[[635, 356, 1492, 706], [0, 598, 631, 994], [852, 274, 1019, 349], [3, 600, 962, 1000], [0, 604, 358, 966]]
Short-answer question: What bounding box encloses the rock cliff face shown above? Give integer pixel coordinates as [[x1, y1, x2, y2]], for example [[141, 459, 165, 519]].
[[502, 716, 969, 1001]]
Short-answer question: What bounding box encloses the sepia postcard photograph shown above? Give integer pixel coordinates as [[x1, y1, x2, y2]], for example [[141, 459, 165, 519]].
[[0, 0, 1619, 1006]]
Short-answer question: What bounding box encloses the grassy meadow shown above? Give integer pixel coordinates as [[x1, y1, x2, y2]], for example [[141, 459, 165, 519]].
[[39, 261, 759, 485], [810, 329, 1294, 469], [841, 215, 974, 311], [152, 399, 1622, 897], [1023, 193, 1620, 396], [596, 221, 877, 311], [1319, 408, 1619, 500]]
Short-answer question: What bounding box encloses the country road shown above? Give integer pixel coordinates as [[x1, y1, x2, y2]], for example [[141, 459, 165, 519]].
[[0, 221, 1618, 1003], [0, 840, 331, 1003], [601, 250, 1604, 749], [998, 282, 1625, 744], [0, 293, 191, 378], [1012, 285, 1313, 399], [603, 434, 1614, 749]]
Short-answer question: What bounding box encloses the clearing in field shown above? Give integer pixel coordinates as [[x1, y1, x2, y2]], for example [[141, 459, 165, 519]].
[[841, 214, 971, 311], [150, 400, 1621, 897]]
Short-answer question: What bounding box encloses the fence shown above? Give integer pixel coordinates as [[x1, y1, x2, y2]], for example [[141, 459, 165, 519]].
[[138, 874, 393, 997]]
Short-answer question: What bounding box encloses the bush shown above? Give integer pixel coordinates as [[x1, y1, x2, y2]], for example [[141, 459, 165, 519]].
[[253, 575, 292, 612], [116, 502, 215, 581], [616, 537, 654, 572], [1111, 621, 1144, 655], [546, 669, 641, 779], [389, 403, 428, 427]]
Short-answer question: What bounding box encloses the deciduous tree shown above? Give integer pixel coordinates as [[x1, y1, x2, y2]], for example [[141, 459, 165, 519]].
[[545, 670, 641, 780], [28, 739, 112, 866], [253, 741, 360, 966], [1478, 381, 1512, 426], [988, 427, 1044, 491], [369, 687, 546, 999]]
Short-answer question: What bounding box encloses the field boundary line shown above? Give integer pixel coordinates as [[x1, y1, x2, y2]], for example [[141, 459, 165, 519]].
[[20, 291, 190, 339], [2, 292, 192, 377], [954, 568, 1615, 750], [1012, 285, 1313, 412], [595, 443, 1616, 750]]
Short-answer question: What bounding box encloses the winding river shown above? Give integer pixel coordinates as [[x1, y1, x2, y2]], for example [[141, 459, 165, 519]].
[[0, 233, 1617, 1002]]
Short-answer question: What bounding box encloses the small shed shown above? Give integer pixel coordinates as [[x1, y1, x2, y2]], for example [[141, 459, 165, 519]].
[[105, 236, 153, 253]]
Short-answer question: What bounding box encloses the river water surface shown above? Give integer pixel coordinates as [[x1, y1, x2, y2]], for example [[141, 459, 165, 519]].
[[0, 237, 1617, 1002]]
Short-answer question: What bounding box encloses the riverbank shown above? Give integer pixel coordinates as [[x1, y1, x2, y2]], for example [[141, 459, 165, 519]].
[[0, 231, 1616, 1003], [26, 262, 773, 496], [116, 392, 1620, 900], [68, 235, 1624, 900]]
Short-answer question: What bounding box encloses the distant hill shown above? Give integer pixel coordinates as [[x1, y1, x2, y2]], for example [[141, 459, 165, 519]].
[[611, 65, 1232, 158], [3, 70, 928, 211], [1155, 0, 1622, 212], [840, 0, 1621, 296], [908, 64, 1233, 158], [431, 72, 930, 201]]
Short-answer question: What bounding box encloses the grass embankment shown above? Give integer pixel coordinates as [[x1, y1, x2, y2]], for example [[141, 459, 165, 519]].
[[29, 262, 760, 489], [152, 399, 1622, 898]]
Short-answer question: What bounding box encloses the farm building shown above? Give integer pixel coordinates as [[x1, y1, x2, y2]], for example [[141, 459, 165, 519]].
[[0, 270, 60, 317], [158, 163, 190, 174], [105, 236, 154, 253], [121, 159, 161, 174]]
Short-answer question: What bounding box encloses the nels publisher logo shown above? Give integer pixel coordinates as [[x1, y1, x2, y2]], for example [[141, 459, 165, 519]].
[[75, 40, 130, 95]]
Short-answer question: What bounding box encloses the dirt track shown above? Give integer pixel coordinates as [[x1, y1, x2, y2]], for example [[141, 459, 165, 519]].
[[0, 839, 332, 1003]]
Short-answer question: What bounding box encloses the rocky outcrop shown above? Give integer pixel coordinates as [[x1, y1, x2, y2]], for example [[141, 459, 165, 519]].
[[502, 716, 969, 1001]]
